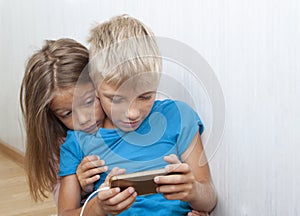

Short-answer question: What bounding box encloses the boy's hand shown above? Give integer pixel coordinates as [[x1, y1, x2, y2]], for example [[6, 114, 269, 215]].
[[76, 155, 108, 194], [154, 154, 197, 202], [96, 167, 137, 215]]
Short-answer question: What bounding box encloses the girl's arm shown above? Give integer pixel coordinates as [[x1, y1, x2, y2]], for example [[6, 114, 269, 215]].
[[52, 178, 61, 206], [58, 174, 83, 215], [53, 155, 106, 206], [154, 132, 217, 212]]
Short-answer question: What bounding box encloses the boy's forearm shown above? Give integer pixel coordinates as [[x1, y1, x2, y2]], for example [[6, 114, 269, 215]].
[[58, 175, 106, 216], [188, 181, 217, 213], [59, 197, 106, 216], [58, 208, 82, 216]]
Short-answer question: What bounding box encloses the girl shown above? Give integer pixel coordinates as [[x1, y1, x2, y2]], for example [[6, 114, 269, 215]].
[[19, 38, 106, 205]]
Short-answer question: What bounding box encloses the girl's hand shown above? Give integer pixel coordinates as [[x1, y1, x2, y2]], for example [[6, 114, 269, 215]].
[[96, 167, 137, 215], [154, 154, 197, 202], [76, 155, 108, 194]]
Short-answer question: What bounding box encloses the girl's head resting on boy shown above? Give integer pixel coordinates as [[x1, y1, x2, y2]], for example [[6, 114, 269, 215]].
[[21, 38, 105, 135], [88, 15, 162, 131], [20, 38, 105, 201], [51, 81, 104, 134]]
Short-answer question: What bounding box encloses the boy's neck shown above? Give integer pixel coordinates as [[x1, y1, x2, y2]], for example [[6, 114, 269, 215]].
[[103, 118, 116, 129]]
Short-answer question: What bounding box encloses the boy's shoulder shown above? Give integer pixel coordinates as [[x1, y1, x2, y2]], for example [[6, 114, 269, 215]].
[[152, 99, 202, 132], [153, 99, 194, 112]]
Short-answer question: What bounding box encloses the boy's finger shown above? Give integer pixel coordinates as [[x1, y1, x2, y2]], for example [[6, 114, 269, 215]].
[[103, 167, 126, 185], [164, 154, 181, 164], [98, 187, 121, 201], [165, 163, 190, 174], [105, 187, 136, 206], [106, 190, 137, 214]]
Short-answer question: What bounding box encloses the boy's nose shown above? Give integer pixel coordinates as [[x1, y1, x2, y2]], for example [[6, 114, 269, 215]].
[[125, 106, 140, 121]]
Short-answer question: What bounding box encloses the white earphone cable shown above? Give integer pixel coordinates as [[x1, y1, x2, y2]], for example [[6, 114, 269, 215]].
[[79, 186, 110, 216]]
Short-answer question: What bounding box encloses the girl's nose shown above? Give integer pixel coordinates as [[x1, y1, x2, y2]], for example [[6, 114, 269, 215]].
[[77, 111, 91, 125]]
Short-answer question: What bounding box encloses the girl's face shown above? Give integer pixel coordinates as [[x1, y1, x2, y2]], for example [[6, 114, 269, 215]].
[[51, 82, 105, 134]]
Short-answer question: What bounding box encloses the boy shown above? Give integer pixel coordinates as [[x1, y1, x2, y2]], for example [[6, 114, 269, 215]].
[[58, 15, 216, 216]]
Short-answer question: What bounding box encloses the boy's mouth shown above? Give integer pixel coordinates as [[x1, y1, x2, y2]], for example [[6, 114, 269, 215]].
[[120, 120, 141, 129]]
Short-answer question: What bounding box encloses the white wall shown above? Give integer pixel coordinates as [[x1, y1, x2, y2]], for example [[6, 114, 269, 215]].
[[0, 0, 299, 215]]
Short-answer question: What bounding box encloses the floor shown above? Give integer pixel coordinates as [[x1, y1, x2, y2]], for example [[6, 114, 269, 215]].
[[0, 150, 57, 216]]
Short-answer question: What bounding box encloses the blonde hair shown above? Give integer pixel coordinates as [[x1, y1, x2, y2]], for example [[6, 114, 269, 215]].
[[88, 14, 162, 88], [20, 38, 90, 201]]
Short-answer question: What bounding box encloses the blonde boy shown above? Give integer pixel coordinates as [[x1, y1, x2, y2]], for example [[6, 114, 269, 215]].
[[58, 15, 216, 216]]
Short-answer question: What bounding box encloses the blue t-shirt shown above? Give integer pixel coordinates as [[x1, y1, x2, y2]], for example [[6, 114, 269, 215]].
[[59, 99, 204, 215]]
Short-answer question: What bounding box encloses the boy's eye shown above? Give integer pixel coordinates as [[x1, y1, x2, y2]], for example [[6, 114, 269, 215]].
[[139, 95, 153, 100], [111, 97, 124, 104], [85, 97, 95, 106]]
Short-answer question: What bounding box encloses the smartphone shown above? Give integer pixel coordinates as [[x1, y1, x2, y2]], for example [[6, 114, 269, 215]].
[[109, 168, 168, 195]]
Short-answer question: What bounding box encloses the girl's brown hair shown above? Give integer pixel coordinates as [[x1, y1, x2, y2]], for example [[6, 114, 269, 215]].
[[20, 38, 90, 201]]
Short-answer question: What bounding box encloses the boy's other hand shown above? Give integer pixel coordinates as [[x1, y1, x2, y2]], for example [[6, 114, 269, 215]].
[[154, 154, 197, 202]]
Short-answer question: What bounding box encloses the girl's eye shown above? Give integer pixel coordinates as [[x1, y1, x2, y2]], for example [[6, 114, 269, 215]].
[[61, 111, 72, 119]]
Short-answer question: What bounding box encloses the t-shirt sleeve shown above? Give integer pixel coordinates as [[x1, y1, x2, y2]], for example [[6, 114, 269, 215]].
[[174, 100, 204, 156], [59, 131, 84, 177]]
